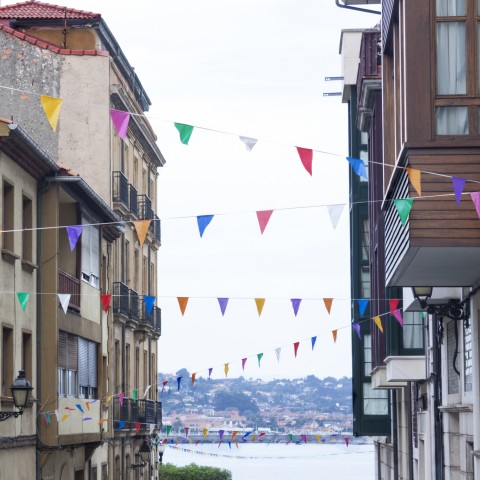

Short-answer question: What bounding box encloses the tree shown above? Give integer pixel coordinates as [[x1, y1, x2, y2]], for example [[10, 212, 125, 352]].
[[214, 391, 259, 415], [159, 463, 232, 480]]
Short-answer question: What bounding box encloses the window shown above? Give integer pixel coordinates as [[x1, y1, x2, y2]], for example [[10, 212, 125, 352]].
[[58, 331, 78, 397], [78, 338, 97, 399], [81, 216, 100, 289], [143, 351, 147, 390], [22, 331, 32, 384], [464, 322, 472, 392], [360, 266, 370, 298], [3, 181, 14, 252], [101, 464, 107, 480], [90, 466, 97, 480], [403, 312, 424, 350], [115, 340, 120, 394], [363, 382, 388, 415], [125, 240, 130, 283], [142, 255, 148, 295], [361, 219, 369, 261], [364, 334, 372, 377], [434, 0, 480, 134], [126, 344, 130, 394], [135, 347, 139, 394], [2, 326, 13, 396], [447, 321, 459, 394], [134, 249, 139, 291], [22, 194, 32, 263]]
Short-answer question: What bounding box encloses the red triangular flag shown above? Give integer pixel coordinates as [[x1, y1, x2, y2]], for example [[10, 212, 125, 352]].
[[389, 299, 400, 316], [100, 294, 112, 313], [135, 422, 141, 434], [293, 341, 300, 357], [296, 147, 313, 175], [256, 210, 273, 234], [191, 373, 196, 386]]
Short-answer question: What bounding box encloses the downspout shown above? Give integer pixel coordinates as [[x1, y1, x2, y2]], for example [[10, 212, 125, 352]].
[[392, 389, 399, 479], [335, 0, 381, 15], [433, 313, 444, 480], [407, 382, 414, 480]]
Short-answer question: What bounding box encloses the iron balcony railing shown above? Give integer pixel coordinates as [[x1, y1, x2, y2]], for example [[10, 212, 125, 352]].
[[129, 184, 138, 218], [113, 282, 129, 317], [149, 214, 161, 244], [153, 306, 161, 336], [138, 194, 153, 221], [139, 297, 155, 329], [112, 171, 129, 209], [113, 396, 131, 425], [130, 288, 139, 322], [58, 269, 81, 311]]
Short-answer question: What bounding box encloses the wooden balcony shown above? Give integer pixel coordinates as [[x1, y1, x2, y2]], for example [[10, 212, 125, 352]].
[[58, 269, 80, 311]]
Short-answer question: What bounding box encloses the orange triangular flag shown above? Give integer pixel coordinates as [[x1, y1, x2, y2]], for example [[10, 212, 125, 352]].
[[192, 373, 196, 386], [332, 330, 338, 343], [133, 220, 151, 246], [373, 316, 384, 333], [407, 168, 422, 196], [40, 95, 62, 132], [255, 298, 266, 316], [323, 298, 333, 314], [98, 418, 108, 425], [177, 297, 189, 316], [100, 294, 112, 312]]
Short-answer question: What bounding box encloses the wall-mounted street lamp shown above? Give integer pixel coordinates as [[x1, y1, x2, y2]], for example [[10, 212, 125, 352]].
[[158, 443, 166, 466], [131, 441, 151, 470], [0, 370, 33, 422]]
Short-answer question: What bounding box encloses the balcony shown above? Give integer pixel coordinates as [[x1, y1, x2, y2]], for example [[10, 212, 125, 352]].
[[129, 184, 138, 219], [112, 171, 129, 215], [58, 269, 80, 312], [138, 297, 154, 330], [138, 194, 153, 221], [138, 399, 162, 427], [113, 282, 129, 318], [153, 306, 161, 337], [113, 396, 131, 427], [385, 356, 427, 382], [148, 214, 161, 249], [130, 289, 139, 322]]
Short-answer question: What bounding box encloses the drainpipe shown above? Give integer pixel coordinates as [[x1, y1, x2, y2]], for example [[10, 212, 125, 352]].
[[392, 389, 399, 479], [335, 0, 381, 15], [433, 313, 443, 480], [407, 382, 414, 480]]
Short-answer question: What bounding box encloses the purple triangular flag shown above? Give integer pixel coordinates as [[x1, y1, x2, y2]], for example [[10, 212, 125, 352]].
[[177, 376, 182, 391], [352, 323, 361, 339], [208, 368, 213, 378], [197, 215, 214, 237], [291, 298, 302, 316], [311, 336, 317, 350], [393, 309, 403, 327], [109, 109, 130, 141], [66, 225, 83, 252], [357, 299, 369, 317], [144, 295, 155, 316], [471, 192, 480, 218], [219, 429, 225, 440], [452, 177, 467, 206], [218, 298, 229, 316]]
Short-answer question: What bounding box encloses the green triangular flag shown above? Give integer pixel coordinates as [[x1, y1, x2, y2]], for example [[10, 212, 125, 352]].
[[166, 425, 172, 436], [393, 198, 414, 225], [17, 292, 30, 312], [132, 389, 137, 400], [174, 123, 194, 145], [257, 353, 263, 367]]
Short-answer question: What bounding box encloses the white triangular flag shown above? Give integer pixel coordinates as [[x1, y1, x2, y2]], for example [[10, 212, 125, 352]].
[[327, 204, 345, 229], [58, 294, 71, 314], [239, 136, 257, 152], [275, 347, 281, 362], [143, 385, 152, 398], [55, 409, 60, 420], [149, 423, 155, 434]]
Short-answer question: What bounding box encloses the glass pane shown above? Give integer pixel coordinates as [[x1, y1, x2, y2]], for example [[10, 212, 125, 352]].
[[363, 382, 388, 415], [464, 323, 472, 392], [437, 0, 466, 16], [402, 312, 424, 349], [436, 22, 466, 94], [436, 106, 469, 134]]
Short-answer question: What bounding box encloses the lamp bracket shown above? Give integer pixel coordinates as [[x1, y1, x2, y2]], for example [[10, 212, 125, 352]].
[[0, 409, 23, 422]]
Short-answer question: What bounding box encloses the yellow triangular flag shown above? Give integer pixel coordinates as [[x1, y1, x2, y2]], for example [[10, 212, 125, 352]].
[[252, 435, 256, 442], [373, 316, 384, 333], [224, 363, 229, 377], [105, 395, 112, 405], [177, 297, 189, 315], [61, 414, 69, 422], [40, 95, 62, 132], [323, 298, 333, 314], [407, 168, 422, 196], [133, 220, 151, 246], [255, 298, 265, 316], [332, 330, 338, 343], [203, 428, 209, 439], [316, 435, 322, 443]]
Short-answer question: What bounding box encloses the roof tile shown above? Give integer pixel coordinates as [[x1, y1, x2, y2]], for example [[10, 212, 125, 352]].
[[0, 1, 101, 20]]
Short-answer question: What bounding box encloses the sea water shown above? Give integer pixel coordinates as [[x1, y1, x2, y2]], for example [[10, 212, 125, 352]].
[[162, 442, 375, 479]]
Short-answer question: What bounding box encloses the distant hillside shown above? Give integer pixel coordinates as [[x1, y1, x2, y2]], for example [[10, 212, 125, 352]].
[[158, 371, 352, 433]]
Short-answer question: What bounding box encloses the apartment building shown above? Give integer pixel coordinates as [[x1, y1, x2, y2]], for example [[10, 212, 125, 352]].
[[0, 1, 165, 478]]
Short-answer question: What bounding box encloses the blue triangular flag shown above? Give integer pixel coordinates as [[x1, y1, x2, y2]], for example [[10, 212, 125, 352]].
[[118, 421, 125, 430], [66, 225, 83, 252], [357, 299, 369, 317], [311, 336, 317, 350], [177, 376, 182, 391], [197, 215, 214, 237], [347, 157, 368, 180], [144, 295, 155, 316], [291, 298, 302, 316]]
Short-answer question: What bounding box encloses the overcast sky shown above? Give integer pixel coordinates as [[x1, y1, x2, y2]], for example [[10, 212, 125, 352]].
[[6, 0, 380, 379]]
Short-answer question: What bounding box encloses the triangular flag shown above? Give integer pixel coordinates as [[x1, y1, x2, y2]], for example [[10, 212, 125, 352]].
[[291, 298, 302, 316], [393, 309, 403, 327], [132, 389, 137, 400], [251, 435, 256, 442], [166, 425, 172, 436], [231, 431, 238, 441], [256, 210, 273, 234], [345, 437, 349, 447], [17, 292, 29, 312], [311, 336, 317, 350], [203, 428, 209, 439], [293, 341, 300, 357], [332, 330, 338, 343], [327, 204, 345, 229], [119, 392, 125, 406], [296, 147, 313, 175], [144, 295, 155, 316], [352, 323, 361, 339], [161, 381, 168, 393], [98, 418, 108, 425], [373, 316, 384, 333], [243, 432, 252, 440], [389, 298, 400, 316], [218, 298, 229, 316], [109, 109, 130, 140], [177, 297, 189, 315], [61, 414, 69, 422], [174, 123, 194, 145], [133, 220, 151, 246], [76, 404, 84, 414], [470, 192, 480, 218], [191, 373, 196, 386], [301, 434, 307, 443], [40, 95, 62, 132], [208, 368, 213, 378], [257, 353, 263, 367], [143, 385, 151, 398], [346, 157, 368, 180], [224, 363, 229, 377], [185, 427, 190, 437], [118, 421, 125, 430], [242, 358, 247, 371], [219, 429, 224, 440], [177, 376, 182, 391], [197, 215, 214, 237], [258, 432, 266, 439], [452, 177, 467, 206], [357, 299, 369, 317], [393, 198, 414, 225], [275, 347, 281, 362], [228, 442, 231, 449], [316, 435, 321, 443], [135, 422, 141, 434], [100, 294, 111, 313], [288, 434, 294, 443], [407, 168, 422, 196], [46, 412, 51, 425], [66, 225, 83, 252], [239, 136, 257, 151], [323, 298, 333, 314], [58, 294, 71, 314], [255, 298, 265, 316], [42, 412, 49, 426], [235, 442, 239, 449]]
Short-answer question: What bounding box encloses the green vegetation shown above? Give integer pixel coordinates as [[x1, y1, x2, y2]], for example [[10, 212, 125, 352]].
[[158, 463, 232, 480]]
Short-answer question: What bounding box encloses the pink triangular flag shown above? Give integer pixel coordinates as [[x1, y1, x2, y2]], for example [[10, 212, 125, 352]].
[[119, 392, 125, 407], [242, 358, 247, 370], [393, 309, 403, 326], [109, 109, 130, 140], [256, 210, 273, 234], [296, 147, 313, 175], [470, 192, 480, 218]]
